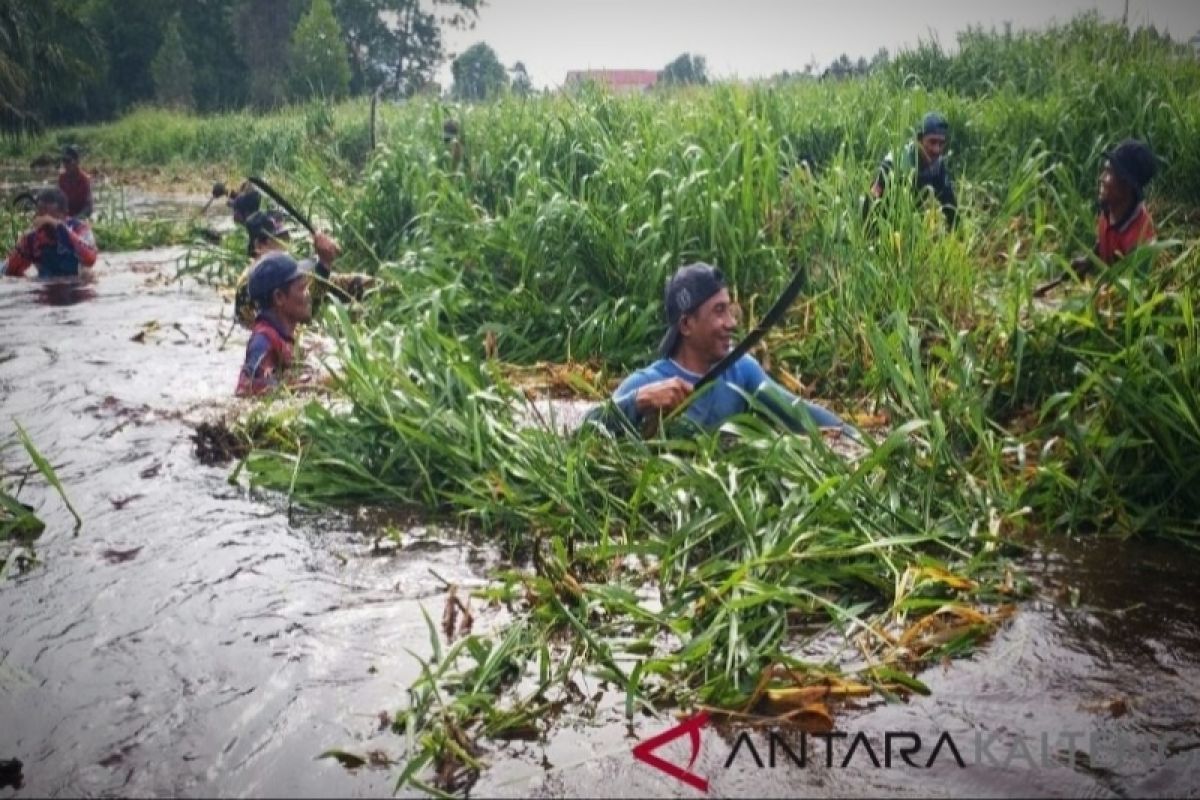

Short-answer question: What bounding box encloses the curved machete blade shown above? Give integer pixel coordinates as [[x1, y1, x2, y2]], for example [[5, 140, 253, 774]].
[[692, 262, 809, 392], [246, 175, 315, 235]]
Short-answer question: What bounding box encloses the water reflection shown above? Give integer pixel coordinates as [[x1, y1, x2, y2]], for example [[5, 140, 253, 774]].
[[31, 277, 97, 306]]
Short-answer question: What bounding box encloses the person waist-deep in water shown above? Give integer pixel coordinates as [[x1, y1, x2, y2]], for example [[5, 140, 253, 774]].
[[2, 187, 98, 280], [57, 145, 94, 220], [868, 111, 958, 229], [596, 262, 848, 437], [236, 252, 321, 397]]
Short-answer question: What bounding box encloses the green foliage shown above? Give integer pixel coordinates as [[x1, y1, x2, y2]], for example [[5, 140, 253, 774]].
[[659, 52, 708, 86], [232, 0, 297, 109], [366, 0, 483, 98], [509, 60, 533, 97], [451, 42, 508, 102], [151, 14, 195, 110], [46, 14, 1189, 791], [290, 0, 352, 101], [0, 0, 105, 133], [2, 423, 80, 578]]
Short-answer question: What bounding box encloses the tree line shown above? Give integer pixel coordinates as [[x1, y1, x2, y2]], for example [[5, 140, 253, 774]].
[[0, 0, 484, 134]]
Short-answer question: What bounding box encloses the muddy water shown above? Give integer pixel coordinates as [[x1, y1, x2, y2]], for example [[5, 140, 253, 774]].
[[0, 248, 492, 798], [3, 167, 218, 222], [2, 238, 1199, 797]]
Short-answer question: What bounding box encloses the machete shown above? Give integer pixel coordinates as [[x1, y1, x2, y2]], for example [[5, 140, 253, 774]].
[[246, 175, 315, 235], [692, 262, 809, 392]]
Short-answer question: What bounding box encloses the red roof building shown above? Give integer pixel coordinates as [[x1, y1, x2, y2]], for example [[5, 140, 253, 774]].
[[563, 69, 659, 93]]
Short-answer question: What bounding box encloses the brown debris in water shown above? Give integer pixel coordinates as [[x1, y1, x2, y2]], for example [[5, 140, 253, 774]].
[[100, 546, 143, 564], [441, 585, 474, 643], [191, 420, 249, 466], [1079, 696, 1130, 718], [0, 758, 22, 790]]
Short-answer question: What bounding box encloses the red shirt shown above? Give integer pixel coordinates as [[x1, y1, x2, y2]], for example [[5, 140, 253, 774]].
[[1097, 203, 1155, 265], [236, 313, 295, 397], [58, 169, 93, 218], [4, 218, 98, 278]]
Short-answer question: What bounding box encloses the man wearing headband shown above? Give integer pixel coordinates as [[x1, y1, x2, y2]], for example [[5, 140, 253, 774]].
[[598, 262, 846, 436]]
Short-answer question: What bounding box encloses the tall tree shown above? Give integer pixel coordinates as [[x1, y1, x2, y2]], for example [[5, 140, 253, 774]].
[[290, 0, 351, 99], [178, 0, 249, 112], [0, 0, 105, 133], [509, 59, 533, 97], [659, 52, 708, 86], [331, 0, 393, 94], [151, 13, 195, 109], [231, 0, 299, 108], [378, 0, 483, 98], [451, 41, 506, 101]]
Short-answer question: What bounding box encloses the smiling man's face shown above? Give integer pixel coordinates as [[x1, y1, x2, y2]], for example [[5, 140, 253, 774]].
[[678, 287, 739, 367]]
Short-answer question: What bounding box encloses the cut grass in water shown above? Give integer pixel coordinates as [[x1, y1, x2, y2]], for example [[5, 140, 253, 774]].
[[53, 12, 1190, 795]]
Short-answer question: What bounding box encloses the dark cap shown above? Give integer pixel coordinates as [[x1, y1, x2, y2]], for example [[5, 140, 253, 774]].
[[658, 262, 727, 358], [918, 111, 949, 139], [443, 119, 460, 142], [248, 252, 311, 307], [244, 210, 290, 256], [35, 187, 68, 212], [231, 186, 262, 226], [1104, 138, 1156, 196], [61, 145, 80, 161]]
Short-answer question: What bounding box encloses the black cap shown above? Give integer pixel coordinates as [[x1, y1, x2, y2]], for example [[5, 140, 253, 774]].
[[61, 145, 80, 161], [1104, 138, 1157, 196], [658, 262, 727, 358], [231, 187, 262, 226], [918, 112, 949, 139], [244, 210, 290, 256]]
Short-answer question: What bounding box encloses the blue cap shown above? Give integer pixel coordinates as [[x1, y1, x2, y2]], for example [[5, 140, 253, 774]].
[[248, 252, 310, 308], [658, 262, 727, 358]]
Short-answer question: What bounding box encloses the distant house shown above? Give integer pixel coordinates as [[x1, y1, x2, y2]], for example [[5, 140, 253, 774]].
[[563, 69, 659, 94]]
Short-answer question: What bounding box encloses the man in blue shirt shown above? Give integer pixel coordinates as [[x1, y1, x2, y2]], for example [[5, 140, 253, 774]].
[[597, 262, 847, 437]]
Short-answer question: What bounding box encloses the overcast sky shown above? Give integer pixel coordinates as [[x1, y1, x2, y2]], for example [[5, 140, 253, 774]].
[[436, 0, 1200, 90]]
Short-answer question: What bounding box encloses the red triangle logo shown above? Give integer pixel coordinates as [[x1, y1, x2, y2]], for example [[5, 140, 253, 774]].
[[632, 711, 710, 793]]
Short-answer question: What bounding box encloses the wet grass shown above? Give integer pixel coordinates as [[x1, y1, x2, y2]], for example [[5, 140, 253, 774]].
[[2, 423, 79, 578], [214, 20, 1200, 792], [14, 11, 1196, 795]]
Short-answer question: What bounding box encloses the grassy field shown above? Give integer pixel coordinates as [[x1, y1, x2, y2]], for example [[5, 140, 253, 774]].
[[9, 12, 1200, 795]]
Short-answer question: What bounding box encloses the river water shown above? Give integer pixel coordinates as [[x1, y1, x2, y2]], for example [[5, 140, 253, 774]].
[[1, 199, 1198, 798]]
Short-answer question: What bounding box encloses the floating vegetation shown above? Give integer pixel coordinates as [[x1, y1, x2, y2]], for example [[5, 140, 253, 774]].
[[2, 423, 80, 578], [36, 12, 1185, 796]]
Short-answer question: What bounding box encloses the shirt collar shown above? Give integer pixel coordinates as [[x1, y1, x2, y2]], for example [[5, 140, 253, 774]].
[[256, 309, 294, 343], [1106, 202, 1145, 233]]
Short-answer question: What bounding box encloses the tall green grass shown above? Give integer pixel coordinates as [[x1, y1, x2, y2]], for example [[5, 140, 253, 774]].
[[17, 12, 1197, 793]]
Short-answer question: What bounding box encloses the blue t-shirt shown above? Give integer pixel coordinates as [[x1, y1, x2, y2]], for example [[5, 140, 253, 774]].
[[609, 355, 845, 433]]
